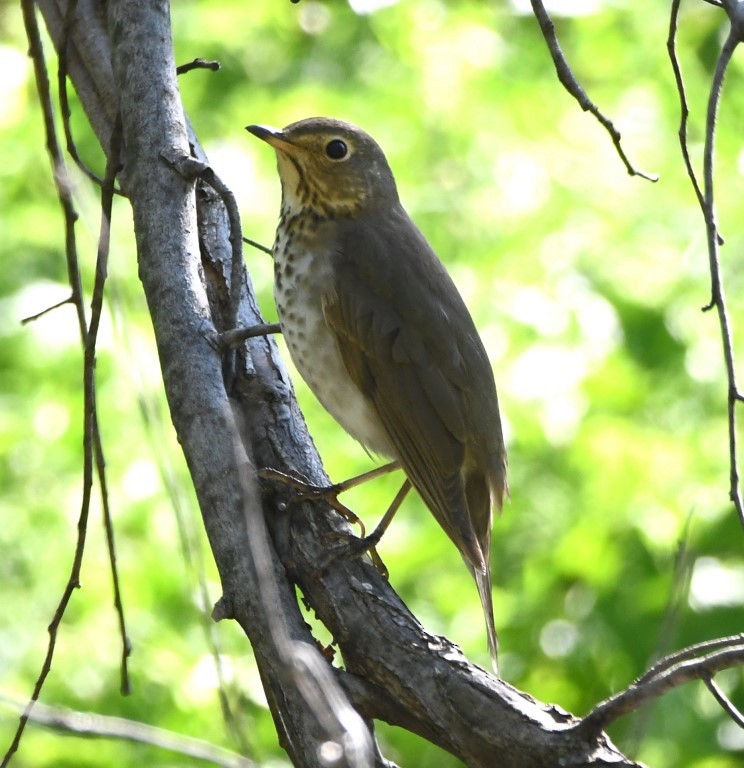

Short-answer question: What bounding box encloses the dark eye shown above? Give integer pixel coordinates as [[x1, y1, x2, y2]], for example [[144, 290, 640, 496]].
[[325, 139, 348, 160]]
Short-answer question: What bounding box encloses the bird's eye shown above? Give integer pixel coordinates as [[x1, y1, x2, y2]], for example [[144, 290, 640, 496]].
[[325, 139, 348, 160]]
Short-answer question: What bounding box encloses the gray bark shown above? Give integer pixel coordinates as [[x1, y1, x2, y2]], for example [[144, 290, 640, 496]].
[[33, 0, 639, 766]]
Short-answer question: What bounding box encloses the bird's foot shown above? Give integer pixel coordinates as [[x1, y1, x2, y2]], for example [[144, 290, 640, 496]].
[[259, 465, 404, 578], [258, 467, 368, 536]]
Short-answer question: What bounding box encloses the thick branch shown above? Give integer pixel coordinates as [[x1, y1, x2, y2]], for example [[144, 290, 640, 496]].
[[102, 3, 362, 767]]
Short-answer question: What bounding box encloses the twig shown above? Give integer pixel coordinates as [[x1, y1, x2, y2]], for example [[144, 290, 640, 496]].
[[635, 633, 744, 686], [0, 695, 254, 768], [57, 0, 122, 193], [698, 21, 744, 527], [4, 4, 88, 763], [7, 7, 130, 764], [625, 515, 694, 754], [529, 0, 657, 182], [200, 168, 243, 329], [161, 152, 245, 389], [666, 0, 723, 245], [21, 295, 74, 324], [578, 636, 744, 735], [160, 152, 243, 330], [243, 236, 272, 256], [177, 57, 221, 75], [94, 116, 132, 696], [703, 676, 744, 727], [214, 322, 282, 349]]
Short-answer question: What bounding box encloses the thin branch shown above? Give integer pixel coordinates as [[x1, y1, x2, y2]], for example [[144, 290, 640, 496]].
[[636, 633, 744, 687], [698, 23, 744, 527], [704, 676, 744, 727], [159, 152, 243, 328], [666, 0, 723, 245], [21, 295, 74, 324], [0, 696, 255, 768], [177, 57, 221, 75], [58, 0, 122, 192], [93, 116, 131, 696], [213, 322, 282, 349], [161, 152, 245, 388], [242, 236, 272, 256], [625, 515, 695, 754], [529, 0, 657, 182], [4, 4, 88, 763], [8, 8, 129, 763], [200, 168, 243, 330], [578, 637, 744, 734]]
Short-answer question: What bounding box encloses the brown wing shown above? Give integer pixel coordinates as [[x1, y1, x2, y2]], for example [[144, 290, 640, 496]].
[[322, 207, 506, 571]]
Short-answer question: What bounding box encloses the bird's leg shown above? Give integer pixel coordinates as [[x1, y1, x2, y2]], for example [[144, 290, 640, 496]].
[[259, 461, 400, 538], [362, 478, 412, 549], [317, 478, 411, 578]]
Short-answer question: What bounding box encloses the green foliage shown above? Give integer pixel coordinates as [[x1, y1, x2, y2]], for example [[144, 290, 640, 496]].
[[1, 1, 743, 766]]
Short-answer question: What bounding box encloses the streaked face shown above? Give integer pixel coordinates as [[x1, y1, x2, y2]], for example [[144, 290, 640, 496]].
[[247, 118, 399, 217]]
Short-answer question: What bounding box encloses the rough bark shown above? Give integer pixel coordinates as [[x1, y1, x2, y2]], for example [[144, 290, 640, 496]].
[[34, 0, 639, 765]]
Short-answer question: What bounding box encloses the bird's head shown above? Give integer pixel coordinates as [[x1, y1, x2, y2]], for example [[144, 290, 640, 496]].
[[246, 117, 399, 218]]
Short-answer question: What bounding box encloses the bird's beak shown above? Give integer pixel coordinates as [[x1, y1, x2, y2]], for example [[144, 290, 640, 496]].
[[246, 124, 297, 154]]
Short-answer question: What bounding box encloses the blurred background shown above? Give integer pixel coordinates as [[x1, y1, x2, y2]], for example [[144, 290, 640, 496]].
[[1, 1, 743, 766]]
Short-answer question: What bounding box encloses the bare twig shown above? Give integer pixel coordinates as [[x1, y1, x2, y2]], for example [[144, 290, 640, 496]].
[[200, 168, 243, 330], [636, 633, 744, 686], [6, 8, 129, 764], [704, 676, 744, 727], [0, 695, 254, 768], [243, 236, 272, 256], [177, 57, 221, 75], [579, 635, 744, 735], [4, 5, 88, 763], [160, 152, 243, 330], [625, 515, 694, 754], [698, 21, 744, 527], [529, 0, 657, 181], [93, 116, 131, 695], [213, 322, 282, 349], [162, 152, 245, 390], [21, 295, 74, 324], [58, 0, 122, 192], [666, 0, 723, 245]]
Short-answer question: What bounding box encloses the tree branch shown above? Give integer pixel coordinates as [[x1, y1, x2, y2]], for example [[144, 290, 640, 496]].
[[698, 18, 744, 528], [666, 0, 722, 244], [579, 638, 744, 735], [530, 0, 657, 182], [4, 3, 125, 763], [0, 695, 254, 768]]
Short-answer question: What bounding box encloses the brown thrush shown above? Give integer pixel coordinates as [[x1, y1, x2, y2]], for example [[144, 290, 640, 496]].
[[246, 117, 507, 670]]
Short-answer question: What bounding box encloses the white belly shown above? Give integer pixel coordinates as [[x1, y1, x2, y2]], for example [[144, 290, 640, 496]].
[[275, 248, 393, 456]]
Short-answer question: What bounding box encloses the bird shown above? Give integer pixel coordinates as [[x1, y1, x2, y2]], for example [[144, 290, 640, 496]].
[[246, 117, 507, 671]]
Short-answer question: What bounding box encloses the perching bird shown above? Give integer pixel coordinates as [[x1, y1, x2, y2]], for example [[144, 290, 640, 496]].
[[247, 117, 507, 670]]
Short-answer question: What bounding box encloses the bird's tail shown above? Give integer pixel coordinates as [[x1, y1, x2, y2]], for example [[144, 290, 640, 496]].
[[474, 565, 499, 676]]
